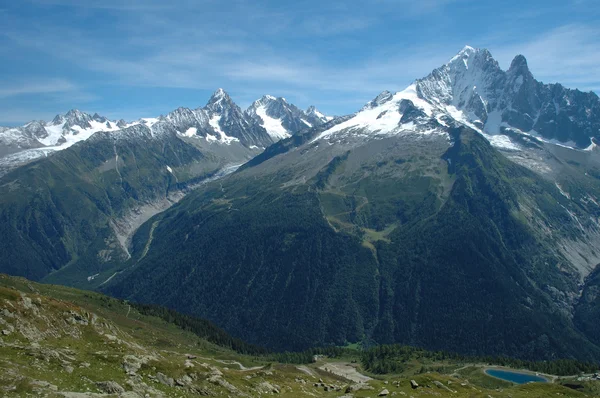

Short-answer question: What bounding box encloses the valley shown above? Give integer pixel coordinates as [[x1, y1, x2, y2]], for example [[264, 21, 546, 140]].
[[3, 0, 600, 395]]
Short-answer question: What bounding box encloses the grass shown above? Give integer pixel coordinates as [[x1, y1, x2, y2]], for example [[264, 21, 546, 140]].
[[0, 273, 597, 397]]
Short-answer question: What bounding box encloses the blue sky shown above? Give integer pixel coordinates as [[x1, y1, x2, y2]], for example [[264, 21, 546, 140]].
[[1, 0, 599, 125]]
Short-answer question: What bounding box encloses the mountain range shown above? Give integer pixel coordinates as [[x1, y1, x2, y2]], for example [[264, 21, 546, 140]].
[[1, 46, 600, 363], [0, 90, 331, 175]]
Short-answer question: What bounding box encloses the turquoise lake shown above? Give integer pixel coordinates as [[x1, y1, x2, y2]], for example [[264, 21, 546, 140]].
[[485, 369, 548, 384]]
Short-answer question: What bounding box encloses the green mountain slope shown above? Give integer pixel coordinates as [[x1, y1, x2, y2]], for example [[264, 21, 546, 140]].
[[2, 274, 598, 397], [105, 126, 600, 360], [0, 128, 235, 285]]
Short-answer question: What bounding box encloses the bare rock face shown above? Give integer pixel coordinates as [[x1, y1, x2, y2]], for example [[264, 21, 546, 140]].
[[96, 381, 126, 394], [257, 381, 280, 394], [156, 372, 175, 387]]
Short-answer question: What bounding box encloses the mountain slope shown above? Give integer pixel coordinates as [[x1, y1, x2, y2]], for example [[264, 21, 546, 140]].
[[104, 47, 600, 361], [106, 125, 600, 360], [0, 117, 265, 285], [0, 89, 334, 285], [3, 274, 595, 398]]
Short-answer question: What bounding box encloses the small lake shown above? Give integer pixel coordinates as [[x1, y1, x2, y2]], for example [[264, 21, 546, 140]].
[[485, 368, 548, 384]]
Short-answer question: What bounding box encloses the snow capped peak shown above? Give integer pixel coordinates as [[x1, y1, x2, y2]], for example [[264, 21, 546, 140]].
[[50, 109, 95, 129], [205, 88, 241, 113], [448, 45, 477, 65], [213, 88, 228, 98], [445, 46, 497, 73], [206, 88, 232, 108], [206, 88, 236, 113], [304, 105, 325, 119], [252, 95, 288, 106], [64, 108, 85, 117], [92, 112, 106, 122], [456, 45, 476, 57], [244, 95, 331, 141]]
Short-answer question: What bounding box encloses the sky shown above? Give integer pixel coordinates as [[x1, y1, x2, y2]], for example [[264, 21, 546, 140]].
[[1, 0, 599, 125]]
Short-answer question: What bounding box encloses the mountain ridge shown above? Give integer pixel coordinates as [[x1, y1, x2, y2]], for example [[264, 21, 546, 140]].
[[0, 89, 333, 175]]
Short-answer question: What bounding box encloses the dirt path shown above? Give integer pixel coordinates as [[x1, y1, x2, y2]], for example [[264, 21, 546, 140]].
[[99, 272, 118, 286], [319, 362, 372, 384], [214, 359, 263, 371]]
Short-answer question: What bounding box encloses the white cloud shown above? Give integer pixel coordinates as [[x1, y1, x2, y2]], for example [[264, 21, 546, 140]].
[[3, 1, 598, 123], [0, 79, 78, 98]]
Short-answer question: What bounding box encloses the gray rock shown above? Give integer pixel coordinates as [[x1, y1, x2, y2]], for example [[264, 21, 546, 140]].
[[345, 383, 374, 393], [96, 381, 125, 394], [175, 375, 193, 386], [156, 372, 174, 387], [379, 388, 390, 396]]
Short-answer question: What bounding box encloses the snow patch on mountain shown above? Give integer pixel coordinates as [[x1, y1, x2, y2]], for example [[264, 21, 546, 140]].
[[313, 84, 434, 142], [181, 127, 198, 137], [209, 115, 239, 145], [254, 106, 290, 140]]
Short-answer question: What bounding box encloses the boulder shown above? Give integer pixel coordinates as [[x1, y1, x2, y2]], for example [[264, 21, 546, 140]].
[[156, 372, 174, 387], [175, 375, 193, 386], [379, 388, 390, 396], [96, 381, 125, 394], [346, 383, 374, 393]]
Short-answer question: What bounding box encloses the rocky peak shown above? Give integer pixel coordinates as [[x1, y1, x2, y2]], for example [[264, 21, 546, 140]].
[[50, 109, 94, 129], [364, 91, 394, 109], [446, 46, 498, 73], [205, 88, 236, 113], [92, 113, 107, 123], [508, 54, 529, 73], [305, 105, 318, 114]]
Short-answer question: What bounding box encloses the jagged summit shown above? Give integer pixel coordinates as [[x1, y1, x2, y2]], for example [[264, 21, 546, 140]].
[[312, 46, 600, 150], [448, 45, 476, 61], [212, 87, 228, 99], [507, 54, 532, 78], [363, 90, 394, 109], [509, 54, 528, 70], [205, 88, 236, 112], [245, 95, 330, 140]]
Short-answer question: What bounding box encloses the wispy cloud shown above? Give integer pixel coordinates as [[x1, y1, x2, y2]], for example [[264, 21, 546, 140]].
[[2, 0, 597, 124], [0, 79, 78, 98]]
